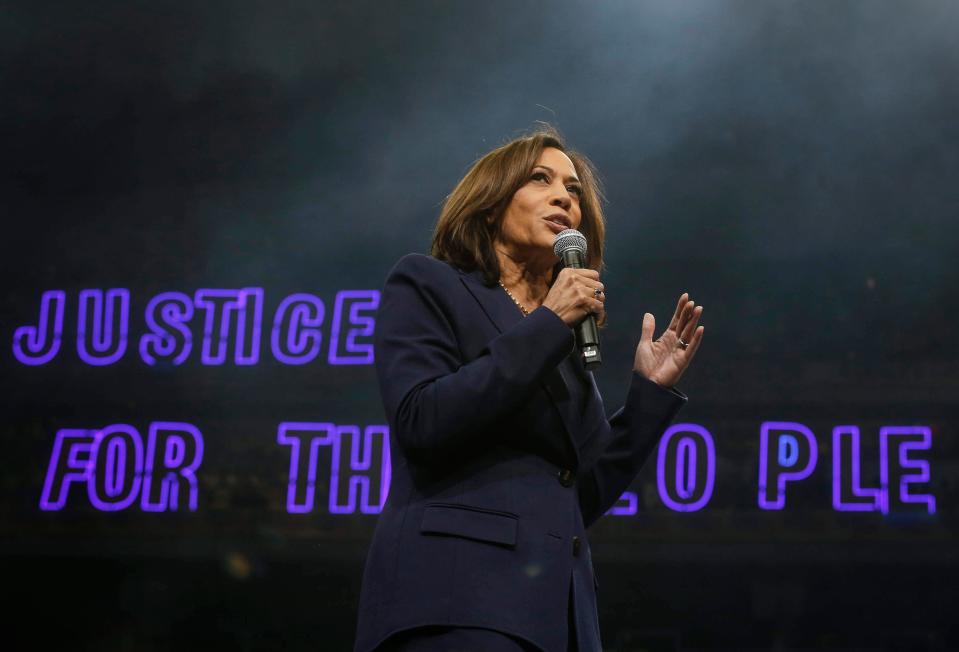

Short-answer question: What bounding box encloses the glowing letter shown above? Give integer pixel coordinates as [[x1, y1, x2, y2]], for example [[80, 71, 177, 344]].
[[87, 424, 144, 511], [76, 289, 130, 365], [39, 429, 96, 510], [758, 421, 817, 510], [140, 292, 194, 365], [194, 288, 263, 365], [271, 293, 325, 365], [832, 426, 880, 512], [657, 424, 716, 512], [277, 422, 336, 513], [328, 425, 391, 514], [880, 426, 935, 514], [606, 491, 638, 516], [13, 290, 65, 365], [140, 422, 204, 512], [778, 435, 799, 467], [328, 290, 380, 365]]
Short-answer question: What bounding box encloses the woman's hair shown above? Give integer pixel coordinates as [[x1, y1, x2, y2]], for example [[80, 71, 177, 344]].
[[431, 126, 606, 286]]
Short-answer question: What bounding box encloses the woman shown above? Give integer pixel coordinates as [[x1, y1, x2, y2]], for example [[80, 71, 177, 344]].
[[354, 129, 704, 652]]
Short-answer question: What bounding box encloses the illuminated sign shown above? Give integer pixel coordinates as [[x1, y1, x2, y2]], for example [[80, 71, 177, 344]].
[[277, 422, 391, 515], [758, 421, 818, 510], [832, 425, 882, 512], [655, 423, 717, 512], [40, 422, 204, 512], [39, 421, 936, 516], [759, 422, 935, 514], [14, 288, 380, 366]]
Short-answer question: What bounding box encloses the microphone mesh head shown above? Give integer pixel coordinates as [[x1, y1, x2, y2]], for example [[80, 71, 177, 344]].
[[553, 228, 588, 258]]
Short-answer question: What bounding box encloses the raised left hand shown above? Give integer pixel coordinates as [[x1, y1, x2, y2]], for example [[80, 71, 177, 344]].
[[634, 293, 704, 388]]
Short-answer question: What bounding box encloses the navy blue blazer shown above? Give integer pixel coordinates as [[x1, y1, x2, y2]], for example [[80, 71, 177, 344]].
[[354, 254, 687, 652]]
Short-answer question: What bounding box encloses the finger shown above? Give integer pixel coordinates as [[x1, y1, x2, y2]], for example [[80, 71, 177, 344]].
[[667, 293, 689, 332], [557, 268, 590, 286], [683, 325, 705, 360], [670, 299, 695, 335], [566, 268, 600, 282], [580, 278, 605, 294], [578, 282, 605, 305], [588, 284, 606, 304], [679, 305, 703, 343], [641, 312, 655, 344]]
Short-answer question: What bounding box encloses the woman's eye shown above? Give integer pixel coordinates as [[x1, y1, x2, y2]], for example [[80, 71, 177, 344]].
[[530, 171, 580, 196]]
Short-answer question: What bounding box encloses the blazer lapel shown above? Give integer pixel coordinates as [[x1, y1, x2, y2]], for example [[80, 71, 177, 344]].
[[459, 269, 582, 468], [567, 353, 607, 451], [459, 270, 525, 335]]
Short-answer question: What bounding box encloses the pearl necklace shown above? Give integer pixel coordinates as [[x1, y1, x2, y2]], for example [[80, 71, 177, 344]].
[[498, 280, 531, 316]]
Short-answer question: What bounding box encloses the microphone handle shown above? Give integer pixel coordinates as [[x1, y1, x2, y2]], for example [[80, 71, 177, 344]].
[[560, 250, 602, 370]]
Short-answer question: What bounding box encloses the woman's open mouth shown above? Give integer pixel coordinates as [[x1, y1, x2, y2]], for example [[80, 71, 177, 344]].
[[543, 214, 571, 233]]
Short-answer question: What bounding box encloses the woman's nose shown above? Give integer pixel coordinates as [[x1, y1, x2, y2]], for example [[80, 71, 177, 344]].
[[550, 188, 572, 210]]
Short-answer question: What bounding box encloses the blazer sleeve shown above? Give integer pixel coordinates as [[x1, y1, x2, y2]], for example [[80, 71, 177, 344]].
[[375, 254, 575, 464], [577, 373, 688, 528]]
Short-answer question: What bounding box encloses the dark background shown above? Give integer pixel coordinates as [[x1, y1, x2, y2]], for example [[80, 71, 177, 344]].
[[2, 1, 957, 650]]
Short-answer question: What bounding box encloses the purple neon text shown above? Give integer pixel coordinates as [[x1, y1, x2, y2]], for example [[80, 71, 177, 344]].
[[14, 288, 380, 366], [879, 427, 936, 514], [758, 422, 818, 510], [278, 422, 391, 514], [276, 421, 934, 516], [37, 420, 936, 516], [40, 422, 204, 511], [760, 421, 935, 514], [832, 426, 882, 511], [656, 424, 717, 512]]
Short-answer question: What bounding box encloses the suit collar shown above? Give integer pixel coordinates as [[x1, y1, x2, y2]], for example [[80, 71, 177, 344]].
[[458, 267, 595, 467], [458, 268, 525, 335]]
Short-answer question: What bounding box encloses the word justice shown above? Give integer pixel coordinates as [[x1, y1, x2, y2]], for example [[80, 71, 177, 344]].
[[13, 288, 380, 366], [40, 421, 936, 516]]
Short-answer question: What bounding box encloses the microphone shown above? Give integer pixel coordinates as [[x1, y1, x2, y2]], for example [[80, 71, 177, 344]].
[[553, 229, 602, 370]]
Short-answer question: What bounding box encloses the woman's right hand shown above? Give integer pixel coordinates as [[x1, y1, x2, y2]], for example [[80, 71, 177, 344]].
[[542, 268, 605, 326]]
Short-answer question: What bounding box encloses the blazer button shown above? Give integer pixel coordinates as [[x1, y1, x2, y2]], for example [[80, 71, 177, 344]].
[[558, 469, 575, 487], [572, 536, 581, 557]]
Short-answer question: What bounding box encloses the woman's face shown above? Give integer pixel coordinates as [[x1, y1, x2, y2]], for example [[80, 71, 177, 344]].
[[496, 147, 583, 261]]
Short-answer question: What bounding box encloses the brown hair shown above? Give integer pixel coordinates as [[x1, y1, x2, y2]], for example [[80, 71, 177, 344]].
[[431, 126, 606, 286]]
